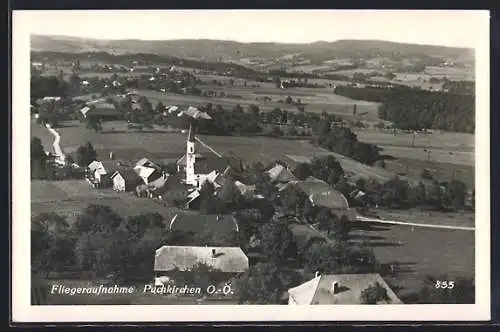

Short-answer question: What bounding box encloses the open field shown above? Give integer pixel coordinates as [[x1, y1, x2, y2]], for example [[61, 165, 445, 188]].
[[32, 180, 180, 225], [379, 145, 473, 166], [425, 66, 475, 81], [355, 129, 474, 151], [384, 157, 474, 188], [32, 120, 208, 160], [350, 221, 474, 299], [136, 89, 380, 120]]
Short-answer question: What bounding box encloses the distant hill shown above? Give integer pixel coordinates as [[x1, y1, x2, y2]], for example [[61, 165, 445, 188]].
[[31, 35, 474, 63]]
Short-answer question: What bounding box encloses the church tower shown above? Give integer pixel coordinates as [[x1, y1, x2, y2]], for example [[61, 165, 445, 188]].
[[185, 119, 197, 186]]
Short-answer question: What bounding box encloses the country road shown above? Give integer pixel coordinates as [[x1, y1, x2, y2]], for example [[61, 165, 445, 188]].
[[355, 216, 475, 231]]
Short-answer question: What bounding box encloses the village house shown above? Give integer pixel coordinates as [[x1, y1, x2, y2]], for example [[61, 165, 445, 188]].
[[266, 163, 297, 184], [279, 176, 353, 219], [133, 158, 164, 185], [154, 245, 249, 286], [136, 173, 170, 198], [287, 273, 402, 305], [86, 160, 118, 188], [110, 169, 144, 192], [79, 102, 122, 121]]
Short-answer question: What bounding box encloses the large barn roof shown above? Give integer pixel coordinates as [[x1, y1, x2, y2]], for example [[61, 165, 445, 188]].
[[168, 212, 239, 235], [154, 245, 249, 273]]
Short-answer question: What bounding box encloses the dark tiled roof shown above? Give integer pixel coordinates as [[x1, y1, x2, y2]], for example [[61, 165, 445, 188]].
[[194, 156, 228, 174], [169, 212, 239, 236]]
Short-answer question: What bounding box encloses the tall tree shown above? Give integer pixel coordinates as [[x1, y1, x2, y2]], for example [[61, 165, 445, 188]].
[[259, 222, 297, 264], [73, 204, 123, 235], [235, 262, 302, 304], [31, 213, 75, 276], [76, 142, 98, 167]]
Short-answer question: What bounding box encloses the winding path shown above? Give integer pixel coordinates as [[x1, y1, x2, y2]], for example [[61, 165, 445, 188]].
[[45, 124, 66, 163]]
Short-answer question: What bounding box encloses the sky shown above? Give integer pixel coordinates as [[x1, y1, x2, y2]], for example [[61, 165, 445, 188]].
[[15, 10, 489, 48]]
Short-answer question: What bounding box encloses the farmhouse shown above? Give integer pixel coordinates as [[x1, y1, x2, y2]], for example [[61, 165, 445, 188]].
[[86, 160, 118, 188], [154, 245, 249, 286], [287, 273, 402, 305], [79, 103, 122, 121], [134, 158, 163, 184], [168, 212, 239, 236], [110, 169, 143, 192], [136, 173, 170, 198]]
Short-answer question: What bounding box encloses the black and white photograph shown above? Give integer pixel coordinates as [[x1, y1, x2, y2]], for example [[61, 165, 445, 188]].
[[12, 9, 490, 322]]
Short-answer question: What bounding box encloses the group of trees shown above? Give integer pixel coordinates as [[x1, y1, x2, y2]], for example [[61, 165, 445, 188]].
[[313, 120, 381, 165], [30, 137, 81, 180], [334, 86, 475, 133], [31, 76, 71, 100], [32, 204, 244, 284], [349, 176, 470, 211]]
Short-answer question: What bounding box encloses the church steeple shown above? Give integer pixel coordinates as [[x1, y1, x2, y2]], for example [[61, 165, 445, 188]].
[[185, 119, 197, 186]]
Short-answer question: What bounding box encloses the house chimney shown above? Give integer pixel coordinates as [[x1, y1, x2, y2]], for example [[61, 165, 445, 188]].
[[212, 249, 216, 257], [330, 281, 339, 294]]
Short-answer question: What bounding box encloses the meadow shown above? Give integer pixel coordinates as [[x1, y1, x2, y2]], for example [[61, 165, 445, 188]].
[[31, 179, 181, 225], [349, 221, 474, 299]]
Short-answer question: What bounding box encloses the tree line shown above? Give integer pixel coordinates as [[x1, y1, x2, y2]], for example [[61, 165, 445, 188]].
[[334, 86, 475, 133]]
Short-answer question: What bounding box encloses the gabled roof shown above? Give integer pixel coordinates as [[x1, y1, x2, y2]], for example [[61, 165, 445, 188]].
[[111, 169, 143, 184], [169, 212, 239, 235], [81, 103, 121, 118], [267, 164, 296, 183], [234, 181, 256, 195], [87, 160, 118, 174], [134, 166, 160, 181], [280, 176, 349, 210], [135, 157, 161, 169], [154, 245, 249, 273], [148, 174, 169, 190], [195, 156, 228, 174], [309, 190, 350, 210], [288, 274, 402, 305], [80, 106, 91, 117]]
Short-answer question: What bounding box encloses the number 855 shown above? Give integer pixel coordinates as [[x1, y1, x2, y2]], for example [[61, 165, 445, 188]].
[[435, 280, 455, 289]]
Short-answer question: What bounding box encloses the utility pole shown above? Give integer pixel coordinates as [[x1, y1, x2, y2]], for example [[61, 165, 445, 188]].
[[423, 148, 432, 164], [449, 152, 455, 180]]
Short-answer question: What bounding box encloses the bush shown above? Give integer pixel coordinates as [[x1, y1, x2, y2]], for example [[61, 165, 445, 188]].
[[360, 282, 391, 304]]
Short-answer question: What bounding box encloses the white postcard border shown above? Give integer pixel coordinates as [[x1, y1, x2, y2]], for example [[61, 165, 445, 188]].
[[12, 10, 491, 322]]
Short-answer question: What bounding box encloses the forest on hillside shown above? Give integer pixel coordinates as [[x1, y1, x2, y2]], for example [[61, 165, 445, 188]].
[[334, 86, 475, 133]]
